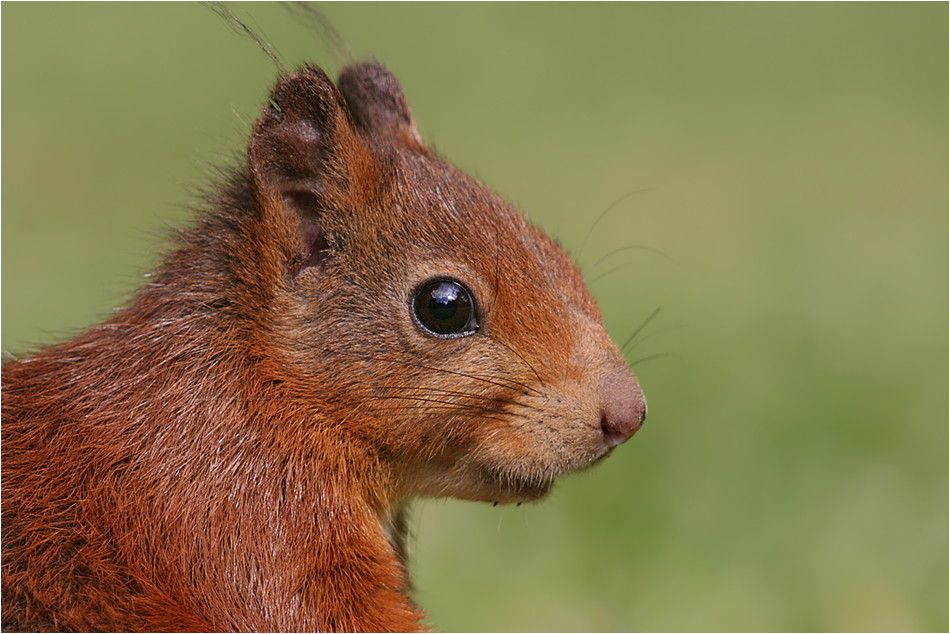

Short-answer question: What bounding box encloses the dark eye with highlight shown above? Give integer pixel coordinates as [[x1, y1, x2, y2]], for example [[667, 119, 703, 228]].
[[412, 279, 479, 338]]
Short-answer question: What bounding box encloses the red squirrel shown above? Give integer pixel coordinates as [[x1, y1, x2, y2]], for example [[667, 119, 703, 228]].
[[2, 56, 647, 631]]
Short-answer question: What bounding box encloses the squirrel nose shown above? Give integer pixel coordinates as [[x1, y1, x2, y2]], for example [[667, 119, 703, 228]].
[[599, 369, 647, 448]]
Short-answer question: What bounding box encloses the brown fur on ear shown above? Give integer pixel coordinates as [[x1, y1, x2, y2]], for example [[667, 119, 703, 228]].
[[248, 67, 377, 275], [338, 61, 426, 151]]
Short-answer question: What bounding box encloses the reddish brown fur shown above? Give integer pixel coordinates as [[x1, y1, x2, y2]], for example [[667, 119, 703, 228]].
[[2, 62, 646, 631]]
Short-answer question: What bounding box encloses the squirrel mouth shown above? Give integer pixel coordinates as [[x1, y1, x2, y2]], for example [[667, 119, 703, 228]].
[[591, 444, 618, 465], [481, 467, 555, 503]]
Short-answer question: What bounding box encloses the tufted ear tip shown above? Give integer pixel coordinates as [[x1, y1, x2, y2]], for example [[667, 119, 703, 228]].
[[337, 61, 425, 151], [247, 67, 366, 276], [265, 67, 341, 121]]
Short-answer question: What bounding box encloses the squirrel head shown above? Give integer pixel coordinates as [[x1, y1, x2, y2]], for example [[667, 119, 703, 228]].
[[238, 62, 645, 504]]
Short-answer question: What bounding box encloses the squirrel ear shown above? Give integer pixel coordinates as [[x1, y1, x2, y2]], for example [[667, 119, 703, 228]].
[[337, 62, 426, 151], [248, 67, 368, 273]]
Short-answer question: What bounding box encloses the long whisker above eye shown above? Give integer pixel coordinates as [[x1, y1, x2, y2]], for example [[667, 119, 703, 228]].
[[591, 244, 678, 270], [589, 261, 636, 286], [623, 324, 683, 355], [575, 188, 657, 264], [576, 193, 636, 263], [630, 352, 682, 369], [620, 307, 661, 353]]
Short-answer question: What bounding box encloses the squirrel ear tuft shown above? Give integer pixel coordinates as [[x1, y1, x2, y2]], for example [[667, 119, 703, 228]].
[[338, 62, 426, 151], [249, 67, 348, 190], [248, 68, 365, 275]]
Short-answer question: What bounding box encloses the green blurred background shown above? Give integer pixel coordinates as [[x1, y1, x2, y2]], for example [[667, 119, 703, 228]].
[[3, 3, 946, 631]]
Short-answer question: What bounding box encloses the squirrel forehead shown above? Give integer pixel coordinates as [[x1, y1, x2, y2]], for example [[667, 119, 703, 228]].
[[379, 152, 597, 314], [252, 63, 597, 316]]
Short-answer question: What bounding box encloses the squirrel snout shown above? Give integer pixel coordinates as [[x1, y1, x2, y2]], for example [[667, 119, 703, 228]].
[[599, 370, 647, 448]]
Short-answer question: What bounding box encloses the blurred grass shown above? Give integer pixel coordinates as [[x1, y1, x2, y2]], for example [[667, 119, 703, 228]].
[[3, 3, 946, 632]]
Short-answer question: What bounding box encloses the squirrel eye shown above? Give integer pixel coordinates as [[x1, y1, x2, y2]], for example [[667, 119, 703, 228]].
[[412, 279, 478, 338]]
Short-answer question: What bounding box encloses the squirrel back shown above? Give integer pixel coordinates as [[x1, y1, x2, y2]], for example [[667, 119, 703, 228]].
[[2, 61, 646, 631]]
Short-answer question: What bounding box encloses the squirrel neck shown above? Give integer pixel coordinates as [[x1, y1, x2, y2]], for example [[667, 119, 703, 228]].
[[2, 176, 424, 629]]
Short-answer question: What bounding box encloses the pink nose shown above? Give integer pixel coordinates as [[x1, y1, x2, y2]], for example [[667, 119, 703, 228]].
[[599, 369, 647, 448]]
